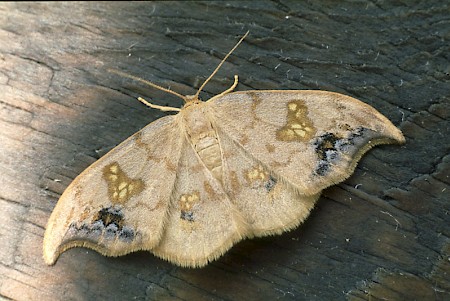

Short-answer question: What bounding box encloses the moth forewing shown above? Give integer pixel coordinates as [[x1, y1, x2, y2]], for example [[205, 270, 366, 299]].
[[43, 116, 184, 265]]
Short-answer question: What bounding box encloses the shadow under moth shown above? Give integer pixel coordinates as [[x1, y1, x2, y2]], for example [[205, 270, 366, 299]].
[[43, 32, 405, 267]]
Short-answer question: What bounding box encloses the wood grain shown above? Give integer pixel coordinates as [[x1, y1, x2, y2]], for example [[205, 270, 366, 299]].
[[0, 2, 448, 300]]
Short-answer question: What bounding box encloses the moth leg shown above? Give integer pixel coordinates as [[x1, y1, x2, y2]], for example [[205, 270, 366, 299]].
[[219, 75, 239, 97], [138, 97, 181, 112]]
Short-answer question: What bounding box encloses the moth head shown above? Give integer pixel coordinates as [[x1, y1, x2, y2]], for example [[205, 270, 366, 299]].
[[183, 95, 202, 108]]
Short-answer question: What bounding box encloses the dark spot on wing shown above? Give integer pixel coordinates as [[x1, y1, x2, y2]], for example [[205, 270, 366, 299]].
[[181, 210, 195, 222], [68, 206, 135, 242], [312, 127, 369, 176], [264, 175, 277, 192]]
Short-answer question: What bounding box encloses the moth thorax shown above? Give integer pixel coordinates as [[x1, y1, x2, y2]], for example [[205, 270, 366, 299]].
[[195, 135, 222, 182], [183, 108, 223, 182]]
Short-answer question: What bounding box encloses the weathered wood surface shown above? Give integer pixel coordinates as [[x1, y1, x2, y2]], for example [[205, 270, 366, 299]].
[[0, 2, 448, 300]]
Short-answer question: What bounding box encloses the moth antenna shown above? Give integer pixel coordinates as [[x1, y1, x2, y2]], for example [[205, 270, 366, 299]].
[[194, 31, 249, 99], [108, 68, 188, 102]]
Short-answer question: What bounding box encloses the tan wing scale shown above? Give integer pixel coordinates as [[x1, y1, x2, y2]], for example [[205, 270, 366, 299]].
[[43, 116, 183, 265], [216, 126, 320, 237], [208, 90, 405, 196], [151, 137, 247, 267]]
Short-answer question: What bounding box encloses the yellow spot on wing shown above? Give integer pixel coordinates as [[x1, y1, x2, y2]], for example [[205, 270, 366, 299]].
[[110, 165, 118, 173], [102, 162, 145, 204], [276, 100, 317, 142], [246, 165, 269, 182], [288, 103, 297, 111], [179, 191, 200, 211], [294, 129, 306, 137]]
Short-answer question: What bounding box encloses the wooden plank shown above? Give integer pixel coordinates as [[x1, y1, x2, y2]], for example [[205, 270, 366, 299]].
[[0, 2, 448, 300]]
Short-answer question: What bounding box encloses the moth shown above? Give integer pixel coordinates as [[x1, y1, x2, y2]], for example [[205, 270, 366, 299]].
[[43, 32, 405, 267]]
